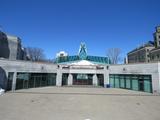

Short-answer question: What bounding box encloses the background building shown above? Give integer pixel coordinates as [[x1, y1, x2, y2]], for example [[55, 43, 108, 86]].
[[150, 26, 160, 62], [150, 48, 160, 62], [0, 31, 27, 60], [153, 26, 160, 48], [127, 26, 160, 63], [127, 41, 154, 63]]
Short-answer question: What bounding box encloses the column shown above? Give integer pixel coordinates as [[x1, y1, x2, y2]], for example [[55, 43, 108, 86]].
[[93, 74, 98, 86], [56, 67, 62, 86], [68, 73, 73, 86], [12, 72, 17, 92], [104, 66, 109, 88], [151, 73, 159, 94], [5, 71, 8, 90]]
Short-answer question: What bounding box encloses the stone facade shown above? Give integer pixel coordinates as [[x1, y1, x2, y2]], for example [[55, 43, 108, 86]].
[[127, 26, 160, 63], [127, 44, 154, 63], [150, 26, 160, 62], [0, 31, 27, 60], [153, 26, 160, 48], [150, 47, 160, 62]]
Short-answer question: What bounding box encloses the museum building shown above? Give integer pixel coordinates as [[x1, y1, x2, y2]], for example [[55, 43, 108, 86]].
[[0, 43, 160, 93]]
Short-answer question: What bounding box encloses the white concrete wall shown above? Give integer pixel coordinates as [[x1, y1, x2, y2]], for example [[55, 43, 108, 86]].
[[0, 59, 58, 73]]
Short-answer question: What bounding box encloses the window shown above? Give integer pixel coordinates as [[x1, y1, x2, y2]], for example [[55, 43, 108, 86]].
[[7, 72, 14, 91], [109, 74, 152, 93], [16, 73, 56, 90]]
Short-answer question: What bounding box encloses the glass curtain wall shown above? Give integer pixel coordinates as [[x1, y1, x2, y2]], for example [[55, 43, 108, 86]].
[[97, 74, 104, 86], [120, 75, 125, 88], [109, 75, 114, 88], [16, 73, 56, 90], [125, 76, 131, 89], [114, 75, 120, 88], [6, 72, 14, 91], [143, 76, 152, 92], [132, 75, 139, 91], [62, 73, 69, 86], [109, 74, 152, 93], [73, 74, 93, 85]]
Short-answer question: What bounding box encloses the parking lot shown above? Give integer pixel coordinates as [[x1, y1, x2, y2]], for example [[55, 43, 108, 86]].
[[0, 87, 160, 120]]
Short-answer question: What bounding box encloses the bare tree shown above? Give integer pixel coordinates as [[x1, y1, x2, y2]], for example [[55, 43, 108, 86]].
[[106, 48, 121, 64], [26, 47, 45, 61]]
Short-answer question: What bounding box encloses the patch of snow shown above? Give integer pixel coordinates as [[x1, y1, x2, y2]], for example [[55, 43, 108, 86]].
[[0, 88, 5, 96]]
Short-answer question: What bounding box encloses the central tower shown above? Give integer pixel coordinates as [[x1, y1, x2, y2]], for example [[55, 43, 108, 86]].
[[78, 42, 87, 60]]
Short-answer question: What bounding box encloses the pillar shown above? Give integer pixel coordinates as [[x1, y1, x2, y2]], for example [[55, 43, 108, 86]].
[[12, 72, 17, 92], [56, 66, 62, 86], [104, 66, 109, 88], [93, 74, 98, 86], [4, 71, 8, 90], [68, 73, 73, 86]]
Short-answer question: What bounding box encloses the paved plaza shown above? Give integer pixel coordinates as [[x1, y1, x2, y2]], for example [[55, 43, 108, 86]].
[[0, 87, 160, 120]]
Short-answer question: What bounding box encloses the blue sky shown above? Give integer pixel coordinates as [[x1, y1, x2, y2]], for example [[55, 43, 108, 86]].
[[0, 0, 160, 59]]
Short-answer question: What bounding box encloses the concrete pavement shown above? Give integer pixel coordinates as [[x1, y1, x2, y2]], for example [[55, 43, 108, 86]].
[[0, 87, 160, 120]]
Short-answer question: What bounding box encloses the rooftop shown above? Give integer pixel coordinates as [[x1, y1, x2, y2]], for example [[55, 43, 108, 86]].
[[128, 41, 155, 54], [56, 43, 110, 64]]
